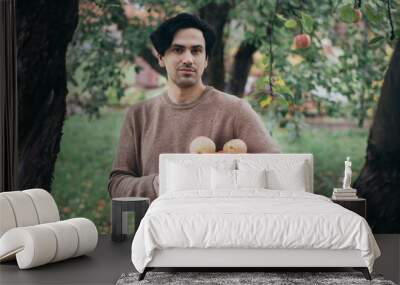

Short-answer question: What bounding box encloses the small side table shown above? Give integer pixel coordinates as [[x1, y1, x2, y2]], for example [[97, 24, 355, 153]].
[[332, 198, 366, 219], [111, 197, 149, 242]]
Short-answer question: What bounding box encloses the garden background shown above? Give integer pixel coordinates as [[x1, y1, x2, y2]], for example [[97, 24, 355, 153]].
[[41, 0, 399, 234]]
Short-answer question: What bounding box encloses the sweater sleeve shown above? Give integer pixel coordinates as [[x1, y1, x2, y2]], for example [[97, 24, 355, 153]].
[[234, 100, 280, 153], [107, 109, 158, 202]]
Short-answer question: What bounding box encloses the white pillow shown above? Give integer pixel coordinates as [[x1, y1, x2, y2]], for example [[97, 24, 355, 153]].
[[211, 168, 236, 190], [211, 168, 268, 190], [165, 159, 235, 193], [167, 162, 211, 191], [238, 159, 308, 191], [266, 167, 306, 191], [236, 169, 267, 188]]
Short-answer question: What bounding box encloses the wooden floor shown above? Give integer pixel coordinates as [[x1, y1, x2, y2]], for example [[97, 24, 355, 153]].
[[0, 235, 398, 284]]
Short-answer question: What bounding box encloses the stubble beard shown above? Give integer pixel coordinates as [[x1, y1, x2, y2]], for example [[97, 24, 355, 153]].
[[172, 73, 198, 89]]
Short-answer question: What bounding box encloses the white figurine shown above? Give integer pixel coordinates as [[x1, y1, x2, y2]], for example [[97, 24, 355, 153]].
[[342, 157, 352, 189]]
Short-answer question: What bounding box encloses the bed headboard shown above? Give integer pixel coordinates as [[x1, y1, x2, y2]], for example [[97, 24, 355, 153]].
[[159, 153, 314, 195]]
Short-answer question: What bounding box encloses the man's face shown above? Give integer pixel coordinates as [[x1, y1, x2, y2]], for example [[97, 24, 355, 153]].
[[158, 28, 208, 88]]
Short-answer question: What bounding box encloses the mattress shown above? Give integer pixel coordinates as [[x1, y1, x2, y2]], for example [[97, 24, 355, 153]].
[[131, 190, 380, 273]]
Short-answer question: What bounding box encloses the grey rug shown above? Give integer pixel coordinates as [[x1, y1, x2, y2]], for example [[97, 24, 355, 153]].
[[116, 271, 396, 285]]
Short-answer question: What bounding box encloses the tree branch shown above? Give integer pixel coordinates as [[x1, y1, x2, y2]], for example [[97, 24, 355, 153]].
[[198, 1, 234, 90], [226, 40, 258, 97]]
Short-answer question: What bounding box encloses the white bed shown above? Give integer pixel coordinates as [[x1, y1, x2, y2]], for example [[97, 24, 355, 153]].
[[131, 154, 380, 280]]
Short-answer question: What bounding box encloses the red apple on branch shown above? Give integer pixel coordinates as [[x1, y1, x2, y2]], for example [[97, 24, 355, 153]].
[[353, 9, 362, 23], [294, 34, 311, 49]]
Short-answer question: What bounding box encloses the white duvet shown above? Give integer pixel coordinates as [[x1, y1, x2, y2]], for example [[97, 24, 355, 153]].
[[131, 190, 380, 273]]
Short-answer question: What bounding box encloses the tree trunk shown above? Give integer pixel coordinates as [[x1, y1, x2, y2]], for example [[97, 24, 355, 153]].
[[353, 40, 400, 233], [226, 41, 258, 97], [16, 0, 79, 192], [199, 2, 232, 91], [357, 20, 369, 128]]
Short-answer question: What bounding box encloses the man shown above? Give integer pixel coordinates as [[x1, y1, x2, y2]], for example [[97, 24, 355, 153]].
[[108, 13, 279, 202]]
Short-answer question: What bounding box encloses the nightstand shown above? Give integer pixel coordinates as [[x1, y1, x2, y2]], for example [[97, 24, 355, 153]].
[[332, 198, 366, 219], [111, 197, 150, 242]]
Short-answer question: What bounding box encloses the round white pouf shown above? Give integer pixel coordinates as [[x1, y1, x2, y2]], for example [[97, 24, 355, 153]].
[[0, 218, 98, 269], [0, 190, 98, 269], [23, 188, 60, 224], [0, 191, 39, 227], [0, 196, 17, 237], [42, 221, 79, 262], [0, 226, 57, 269], [66, 218, 98, 257]]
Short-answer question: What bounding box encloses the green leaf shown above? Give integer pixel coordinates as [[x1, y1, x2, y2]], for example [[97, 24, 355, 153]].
[[275, 85, 294, 98], [274, 93, 289, 105], [301, 12, 314, 34], [339, 4, 357, 23], [276, 14, 287, 22], [369, 36, 385, 47], [255, 77, 268, 90], [284, 19, 297, 29], [364, 4, 380, 24]]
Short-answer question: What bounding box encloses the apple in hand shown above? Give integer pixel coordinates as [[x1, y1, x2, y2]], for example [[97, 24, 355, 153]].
[[294, 34, 311, 49], [189, 136, 216, 154], [223, 139, 247, 154]]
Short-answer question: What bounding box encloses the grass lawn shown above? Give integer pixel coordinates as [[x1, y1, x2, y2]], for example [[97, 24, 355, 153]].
[[273, 126, 368, 197], [52, 111, 124, 234], [53, 110, 368, 234]]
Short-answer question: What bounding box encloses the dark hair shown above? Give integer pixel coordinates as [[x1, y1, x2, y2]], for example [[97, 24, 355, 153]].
[[150, 13, 216, 58]]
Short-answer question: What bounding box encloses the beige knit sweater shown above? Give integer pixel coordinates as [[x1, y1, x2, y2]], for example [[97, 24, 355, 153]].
[[108, 86, 280, 201]]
